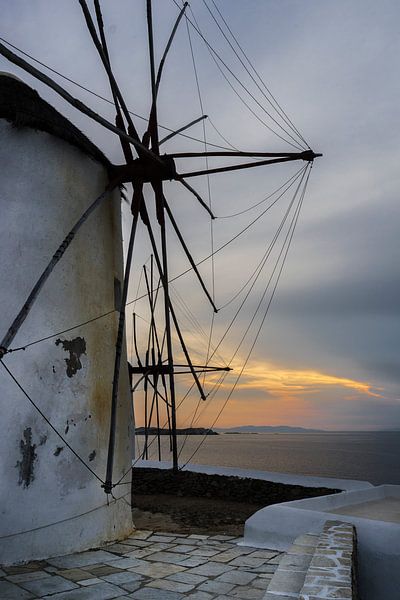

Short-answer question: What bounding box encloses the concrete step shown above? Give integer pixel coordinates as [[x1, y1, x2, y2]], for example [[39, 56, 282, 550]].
[[263, 521, 356, 600], [298, 520, 356, 600], [263, 532, 320, 599]]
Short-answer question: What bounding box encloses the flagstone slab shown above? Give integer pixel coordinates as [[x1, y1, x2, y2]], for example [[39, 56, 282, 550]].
[[168, 544, 199, 554], [119, 579, 143, 593], [82, 564, 124, 576], [147, 535, 177, 543], [102, 571, 145, 585], [48, 551, 120, 569], [251, 576, 271, 589], [79, 577, 104, 585], [146, 551, 188, 563], [103, 557, 146, 569], [58, 567, 99, 580], [6, 570, 51, 583], [129, 587, 184, 599], [0, 580, 34, 599], [166, 571, 208, 585], [19, 575, 78, 596], [44, 581, 125, 599], [187, 561, 235, 576], [215, 569, 257, 585], [146, 578, 194, 593], [130, 531, 153, 540], [123, 539, 154, 548], [128, 560, 186, 578], [177, 556, 211, 568], [228, 585, 265, 599], [191, 547, 221, 557], [197, 579, 235, 594]]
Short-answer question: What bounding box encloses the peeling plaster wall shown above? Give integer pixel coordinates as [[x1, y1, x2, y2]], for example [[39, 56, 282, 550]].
[[0, 118, 134, 564]]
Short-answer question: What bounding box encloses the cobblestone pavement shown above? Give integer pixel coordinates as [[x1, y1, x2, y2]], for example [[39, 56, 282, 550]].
[[0, 530, 283, 599]]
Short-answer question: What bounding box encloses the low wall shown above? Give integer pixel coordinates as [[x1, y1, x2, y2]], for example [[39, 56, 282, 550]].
[[248, 485, 400, 600]]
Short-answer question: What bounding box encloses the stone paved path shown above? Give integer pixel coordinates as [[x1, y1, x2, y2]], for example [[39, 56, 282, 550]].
[[0, 530, 283, 599]]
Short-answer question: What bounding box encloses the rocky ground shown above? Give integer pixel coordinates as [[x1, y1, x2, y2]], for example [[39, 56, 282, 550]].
[[131, 468, 340, 535]]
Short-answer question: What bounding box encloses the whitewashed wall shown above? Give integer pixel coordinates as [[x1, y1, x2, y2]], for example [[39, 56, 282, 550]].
[[0, 118, 134, 564]]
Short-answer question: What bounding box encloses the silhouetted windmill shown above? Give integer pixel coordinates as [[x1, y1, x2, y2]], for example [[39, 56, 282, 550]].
[[0, 0, 321, 489]]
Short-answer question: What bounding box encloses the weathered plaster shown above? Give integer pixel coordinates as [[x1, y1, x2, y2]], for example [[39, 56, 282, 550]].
[[0, 112, 134, 564], [16, 427, 37, 488], [55, 336, 87, 377]]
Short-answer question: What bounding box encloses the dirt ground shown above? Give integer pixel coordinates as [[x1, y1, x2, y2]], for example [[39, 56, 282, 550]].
[[131, 468, 340, 535]]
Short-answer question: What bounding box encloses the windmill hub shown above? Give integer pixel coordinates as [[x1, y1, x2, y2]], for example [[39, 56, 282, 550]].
[[110, 154, 177, 185], [300, 150, 322, 161]]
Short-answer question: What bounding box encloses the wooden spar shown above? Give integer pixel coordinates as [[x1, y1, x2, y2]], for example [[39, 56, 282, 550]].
[[0, 41, 159, 162], [0, 186, 114, 354], [178, 154, 321, 179], [141, 204, 208, 400], [153, 182, 180, 469], [171, 150, 321, 159], [146, 1, 188, 143], [133, 313, 143, 368], [78, 0, 142, 146], [163, 195, 218, 312], [130, 365, 231, 374], [146, 0, 179, 472], [179, 179, 216, 219], [93, 0, 135, 163], [155, 2, 188, 94], [104, 195, 141, 494], [147, 260, 161, 460], [141, 266, 152, 460], [159, 115, 208, 146]]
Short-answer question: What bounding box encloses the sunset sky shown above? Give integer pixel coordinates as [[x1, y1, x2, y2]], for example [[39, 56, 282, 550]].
[[2, 0, 400, 430]]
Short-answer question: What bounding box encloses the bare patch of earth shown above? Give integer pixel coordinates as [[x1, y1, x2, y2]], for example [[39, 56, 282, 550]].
[[131, 468, 340, 535]]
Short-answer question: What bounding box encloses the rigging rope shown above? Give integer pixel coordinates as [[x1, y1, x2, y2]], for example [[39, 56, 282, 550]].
[[180, 164, 312, 466], [205, 0, 310, 150], [207, 116, 240, 152], [174, 1, 304, 150], [208, 0, 310, 150], [7, 310, 115, 353], [177, 166, 308, 455], [217, 165, 304, 220], [170, 285, 226, 366], [218, 174, 307, 312], [201, 0, 307, 149], [7, 310, 150, 355], [183, 2, 217, 395]]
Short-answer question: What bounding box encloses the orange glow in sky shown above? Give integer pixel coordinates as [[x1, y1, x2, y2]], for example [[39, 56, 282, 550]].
[[134, 358, 384, 430]]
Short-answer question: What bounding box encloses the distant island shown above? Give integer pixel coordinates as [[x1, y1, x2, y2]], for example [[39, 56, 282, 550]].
[[136, 427, 218, 436], [216, 425, 324, 434]]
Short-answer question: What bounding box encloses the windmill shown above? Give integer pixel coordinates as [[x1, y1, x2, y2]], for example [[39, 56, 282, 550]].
[[0, 0, 321, 501]]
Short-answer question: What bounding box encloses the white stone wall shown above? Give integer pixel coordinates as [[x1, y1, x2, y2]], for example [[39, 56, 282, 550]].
[[0, 119, 134, 564]]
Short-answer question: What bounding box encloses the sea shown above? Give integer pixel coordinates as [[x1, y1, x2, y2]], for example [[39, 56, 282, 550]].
[[136, 431, 400, 485]]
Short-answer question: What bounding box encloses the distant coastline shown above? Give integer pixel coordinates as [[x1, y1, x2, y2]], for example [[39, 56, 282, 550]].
[[136, 427, 218, 436], [216, 425, 324, 434], [136, 425, 400, 435]]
